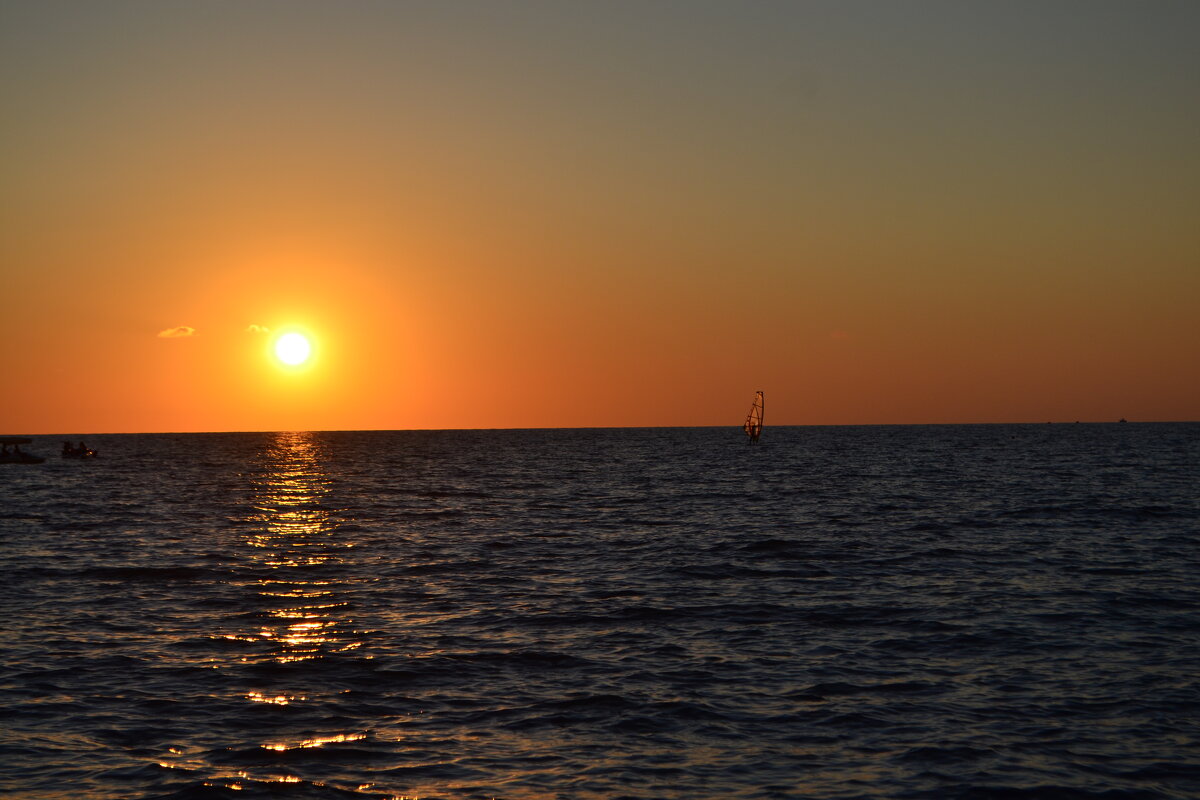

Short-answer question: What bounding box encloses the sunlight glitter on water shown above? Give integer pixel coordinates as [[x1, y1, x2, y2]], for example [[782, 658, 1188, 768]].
[[262, 733, 367, 751], [245, 691, 307, 705], [258, 587, 334, 598], [241, 434, 361, 655]]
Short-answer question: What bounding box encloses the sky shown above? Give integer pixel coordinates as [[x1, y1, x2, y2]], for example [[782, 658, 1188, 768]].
[[2, 0, 1197, 433]]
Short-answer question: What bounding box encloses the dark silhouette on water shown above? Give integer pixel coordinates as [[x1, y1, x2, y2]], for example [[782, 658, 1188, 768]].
[[62, 440, 98, 459], [743, 390, 764, 443], [0, 437, 45, 464]]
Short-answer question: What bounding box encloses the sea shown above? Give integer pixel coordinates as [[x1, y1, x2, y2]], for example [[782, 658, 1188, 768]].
[[2, 424, 1198, 800]]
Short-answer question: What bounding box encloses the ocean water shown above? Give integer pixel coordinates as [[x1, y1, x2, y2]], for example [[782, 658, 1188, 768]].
[[2, 424, 1198, 800]]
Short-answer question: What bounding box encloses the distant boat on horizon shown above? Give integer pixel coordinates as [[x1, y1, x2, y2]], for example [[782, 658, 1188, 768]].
[[1, 437, 45, 464], [62, 440, 99, 459], [743, 391, 764, 443]]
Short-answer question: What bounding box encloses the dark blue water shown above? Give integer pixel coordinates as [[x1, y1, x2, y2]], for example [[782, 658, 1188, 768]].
[[2, 425, 1198, 799]]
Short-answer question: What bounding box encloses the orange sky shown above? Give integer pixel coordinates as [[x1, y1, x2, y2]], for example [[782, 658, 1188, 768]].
[[2, 2, 1197, 433]]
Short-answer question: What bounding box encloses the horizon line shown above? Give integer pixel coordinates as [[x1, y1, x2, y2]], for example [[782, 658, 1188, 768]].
[[6, 420, 1192, 437]]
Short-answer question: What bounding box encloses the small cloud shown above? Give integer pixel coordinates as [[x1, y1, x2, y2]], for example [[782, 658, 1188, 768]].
[[158, 326, 197, 338], [246, 324, 270, 334], [829, 329, 851, 341]]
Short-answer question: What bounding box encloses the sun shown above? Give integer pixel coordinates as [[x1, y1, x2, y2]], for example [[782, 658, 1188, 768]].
[[274, 332, 312, 366]]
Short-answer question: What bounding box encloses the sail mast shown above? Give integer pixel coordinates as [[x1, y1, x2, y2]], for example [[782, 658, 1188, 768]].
[[744, 390, 764, 443]]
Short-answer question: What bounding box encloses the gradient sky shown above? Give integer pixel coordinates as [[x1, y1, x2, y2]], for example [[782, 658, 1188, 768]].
[[2, 1, 1197, 433]]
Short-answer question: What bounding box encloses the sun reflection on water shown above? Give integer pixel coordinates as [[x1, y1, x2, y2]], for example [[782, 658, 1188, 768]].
[[262, 732, 367, 751], [245, 691, 308, 705], [151, 433, 409, 796], [239, 431, 361, 665], [183, 431, 376, 791]]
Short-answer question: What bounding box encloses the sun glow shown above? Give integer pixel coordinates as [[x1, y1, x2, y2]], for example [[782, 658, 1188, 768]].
[[274, 332, 312, 366]]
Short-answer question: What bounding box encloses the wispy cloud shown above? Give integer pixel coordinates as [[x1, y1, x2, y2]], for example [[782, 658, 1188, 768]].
[[245, 324, 270, 334], [157, 326, 197, 338]]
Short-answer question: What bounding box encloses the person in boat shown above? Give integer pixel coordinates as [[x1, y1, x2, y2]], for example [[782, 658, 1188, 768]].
[[63, 441, 73, 456]]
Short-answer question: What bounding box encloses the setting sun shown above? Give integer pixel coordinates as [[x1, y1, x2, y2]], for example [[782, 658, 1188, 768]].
[[275, 332, 312, 366]]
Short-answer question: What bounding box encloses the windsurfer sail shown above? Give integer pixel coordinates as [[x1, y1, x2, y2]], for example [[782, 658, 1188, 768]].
[[743, 391, 764, 443]]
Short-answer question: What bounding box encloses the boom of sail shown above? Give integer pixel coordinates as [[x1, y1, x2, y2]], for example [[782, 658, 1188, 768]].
[[743, 391, 764, 443]]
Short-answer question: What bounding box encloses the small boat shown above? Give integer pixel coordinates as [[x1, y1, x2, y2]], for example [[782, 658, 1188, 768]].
[[62, 441, 99, 459], [743, 391, 764, 443], [0, 437, 45, 464]]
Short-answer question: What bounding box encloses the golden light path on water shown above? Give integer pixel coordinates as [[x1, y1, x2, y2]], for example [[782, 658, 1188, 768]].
[[162, 432, 389, 795], [242, 432, 371, 788], [244, 431, 351, 664]]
